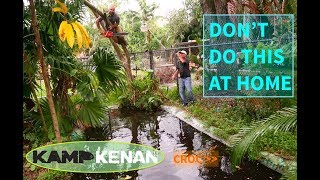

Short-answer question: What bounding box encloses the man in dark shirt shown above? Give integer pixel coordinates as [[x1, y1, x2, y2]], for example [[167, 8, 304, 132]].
[[171, 50, 195, 106], [95, 4, 127, 45]]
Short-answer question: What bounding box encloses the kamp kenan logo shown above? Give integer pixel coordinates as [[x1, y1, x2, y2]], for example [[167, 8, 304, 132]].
[[26, 141, 165, 173]]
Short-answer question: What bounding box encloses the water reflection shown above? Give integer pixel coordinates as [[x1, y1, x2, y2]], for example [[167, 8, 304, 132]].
[[179, 120, 194, 153], [73, 110, 281, 180]]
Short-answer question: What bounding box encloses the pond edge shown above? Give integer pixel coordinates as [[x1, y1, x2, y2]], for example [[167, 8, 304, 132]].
[[161, 105, 231, 147], [161, 105, 296, 175]]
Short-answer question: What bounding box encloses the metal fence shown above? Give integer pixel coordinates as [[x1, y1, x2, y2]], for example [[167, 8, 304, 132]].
[[130, 45, 202, 84]]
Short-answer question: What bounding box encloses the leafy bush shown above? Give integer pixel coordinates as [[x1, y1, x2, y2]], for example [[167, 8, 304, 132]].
[[221, 98, 285, 124], [189, 54, 202, 66], [119, 72, 163, 111], [247, 131, 297, 161], [23, 106, 49, 148], [37, 170, 70, 180], [163, 87, 180, 101]]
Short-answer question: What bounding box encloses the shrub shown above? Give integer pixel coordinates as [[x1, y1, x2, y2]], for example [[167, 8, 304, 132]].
[[221, 98, 286, 124], [37, 170, 70, 180], [247, 131, 297, 160], [164, 87, 180, 101], [119, 72, 163, 111], [189, 54, 202, 66]]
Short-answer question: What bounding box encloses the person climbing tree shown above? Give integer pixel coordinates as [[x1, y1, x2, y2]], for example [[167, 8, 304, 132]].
[[85, 0, 133, 81], [95, 4, 127, 45]]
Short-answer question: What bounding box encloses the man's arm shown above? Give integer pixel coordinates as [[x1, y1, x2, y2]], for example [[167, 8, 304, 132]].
[[172, 55, 181, 80], [110, 23, 118, 30]]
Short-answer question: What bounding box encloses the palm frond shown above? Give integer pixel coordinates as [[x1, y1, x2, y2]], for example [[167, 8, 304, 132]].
[[70, 95, 107, 128], [227, 0, 242, 14], [90, 47, 126, 91], [262, 0, 273, 14], [75, 69, 100, 100], [33, 98, 74, 139], [281, 165, 297, 180], [230, 106, 297, 166], [242, 0, 259, 13], [227, 1, 235, 14]]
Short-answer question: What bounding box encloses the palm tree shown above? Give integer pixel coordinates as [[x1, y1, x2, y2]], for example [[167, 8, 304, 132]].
[[71, 47, 125, 128], [28, 47, 125, 140], [200, 0, 297, 17], [226, 0, 297, 15], [230, 106, 297, 178]]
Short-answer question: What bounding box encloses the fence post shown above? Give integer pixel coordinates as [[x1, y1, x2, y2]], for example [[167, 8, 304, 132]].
[[174, 56, 179, 97], [149, 50, 154, 77], [165, 49, 169, 62], [133, 53, 137, 77], [176, 76, 179, 97]]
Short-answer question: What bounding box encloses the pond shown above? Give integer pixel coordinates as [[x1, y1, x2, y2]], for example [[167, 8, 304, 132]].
[[72, 109, 281, 180]]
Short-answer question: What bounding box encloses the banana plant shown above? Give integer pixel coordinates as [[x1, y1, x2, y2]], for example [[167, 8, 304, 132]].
[[24, 0, 125, 142]]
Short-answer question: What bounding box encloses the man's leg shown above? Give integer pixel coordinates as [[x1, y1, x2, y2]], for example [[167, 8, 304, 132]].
[[178, 78, 187, 105], [111, 26, 119, 44], [185, 77, 194, 102], [115, 26, 128, 45], [115, 25, 122, 33]]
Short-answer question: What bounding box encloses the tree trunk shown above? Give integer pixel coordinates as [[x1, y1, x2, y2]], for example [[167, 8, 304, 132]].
[[23, 51, 48, 136], [200, 0, 229, 14], [121, 43, 133, 80], [281, 0, 287, 14], [200, 0, 216, 14], [84, 0, 133, 82], [214, 0, 228, 14], [54, 75, 71, 117], [28, 0, 61, 142], [201, 0, 238, 95]]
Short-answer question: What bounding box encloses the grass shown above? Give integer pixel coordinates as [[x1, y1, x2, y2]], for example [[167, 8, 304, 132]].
[[162, 85, 297, 160], [247, 131, 297, 161]]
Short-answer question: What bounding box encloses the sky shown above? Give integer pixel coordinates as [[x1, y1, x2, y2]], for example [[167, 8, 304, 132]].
[[117, 0, 185, 17], [24, 0, 185, 16], [90, 0, 185, 26], [23, 0, 186, 26]]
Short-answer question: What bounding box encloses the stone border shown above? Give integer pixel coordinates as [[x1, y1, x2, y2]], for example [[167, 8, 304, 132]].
[[161, 105, 231, 147], [161, 105, 297, 175]]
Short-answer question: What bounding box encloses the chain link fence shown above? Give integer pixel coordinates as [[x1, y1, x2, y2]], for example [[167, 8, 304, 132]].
[[130, 42, 202, 87]]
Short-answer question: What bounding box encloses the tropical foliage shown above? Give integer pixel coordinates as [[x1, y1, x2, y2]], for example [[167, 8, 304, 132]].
[[230, 106, 297, 176], [23, 0, 297, 179], [119, 72, 163, 111], [23, 0, 125, 143], [227, 0, 297, 15]]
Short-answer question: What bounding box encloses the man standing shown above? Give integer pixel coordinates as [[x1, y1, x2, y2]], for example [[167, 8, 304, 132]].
[[171, 50, 195, 106], [95, 4, 127, 45]]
